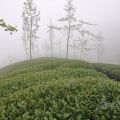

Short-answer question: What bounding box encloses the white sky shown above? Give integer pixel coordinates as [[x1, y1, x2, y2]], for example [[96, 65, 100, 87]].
[[0, 0, 120, 67]]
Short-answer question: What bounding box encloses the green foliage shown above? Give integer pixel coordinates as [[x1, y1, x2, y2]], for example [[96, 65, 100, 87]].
[[0, 19, 17, 34], [0, 58, 119, 120]]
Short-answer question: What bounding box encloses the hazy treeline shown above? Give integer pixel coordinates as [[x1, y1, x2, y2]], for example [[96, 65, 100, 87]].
[[3, 0, 120, 66], [21, 0, 104, 63]]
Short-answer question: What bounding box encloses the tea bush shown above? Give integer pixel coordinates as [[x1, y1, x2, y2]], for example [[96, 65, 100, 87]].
[[0, 58, 119, 120]]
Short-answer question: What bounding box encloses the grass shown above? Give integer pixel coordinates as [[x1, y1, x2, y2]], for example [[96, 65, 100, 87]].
[[0, 58, 119, 120]]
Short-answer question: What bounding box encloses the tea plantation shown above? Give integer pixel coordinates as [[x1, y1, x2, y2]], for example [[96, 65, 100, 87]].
[[0, 58, 119, 120]]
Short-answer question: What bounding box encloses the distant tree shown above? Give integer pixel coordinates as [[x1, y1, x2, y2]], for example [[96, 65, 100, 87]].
[[78, 31, 95, 59], [69, 40, 78, 58], [96, 33, 104, 63], [72, 20, 97, 59], [58, 0, 81, 59], [47, 19, 55, 57], [22, 0, 40, 60], [57, 39, 63, 57], [43, 40, 50, 57], [0, 19, 17, 34]]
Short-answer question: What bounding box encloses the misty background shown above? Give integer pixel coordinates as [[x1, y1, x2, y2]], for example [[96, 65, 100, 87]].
[[0, 0, 120, 68]]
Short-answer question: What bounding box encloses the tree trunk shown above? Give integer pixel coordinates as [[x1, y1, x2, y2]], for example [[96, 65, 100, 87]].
[[50, 29, 53, 57], [30, 16, 32, 60], [98, 42, 101, 63], [66, 21, 71, 59], [80, 48, 83, 59]]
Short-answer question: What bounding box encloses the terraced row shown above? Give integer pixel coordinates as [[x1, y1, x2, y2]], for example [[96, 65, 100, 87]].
[[94, 63, 120, 82]]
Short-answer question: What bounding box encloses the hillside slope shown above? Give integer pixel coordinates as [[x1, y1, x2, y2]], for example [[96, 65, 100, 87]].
[[0, 58, 120, 120]]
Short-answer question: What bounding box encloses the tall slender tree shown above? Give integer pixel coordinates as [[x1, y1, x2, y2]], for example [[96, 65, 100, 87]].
[[96, 33, 104, 63], [58, 0, 81, 59], [22, 0, 40, 60], [47, 19, 55, 57]]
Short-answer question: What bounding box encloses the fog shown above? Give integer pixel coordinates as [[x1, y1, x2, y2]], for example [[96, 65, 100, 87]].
[[0, 0, 120, 68]]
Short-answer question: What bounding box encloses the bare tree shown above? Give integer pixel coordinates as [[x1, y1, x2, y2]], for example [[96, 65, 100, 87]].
[[47, 19, 55, 57], [72, 20, 97, 60], [43, 40, 50, 57], [78, 31, 94, 59], [22, 0, 40, 60], [69, 40, 79, 59], [58, 0, 81, 59], [96, 33, 104, 63]]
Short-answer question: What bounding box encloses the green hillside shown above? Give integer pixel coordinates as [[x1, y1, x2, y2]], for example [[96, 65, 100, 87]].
[[0, 58, 119, 120]]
